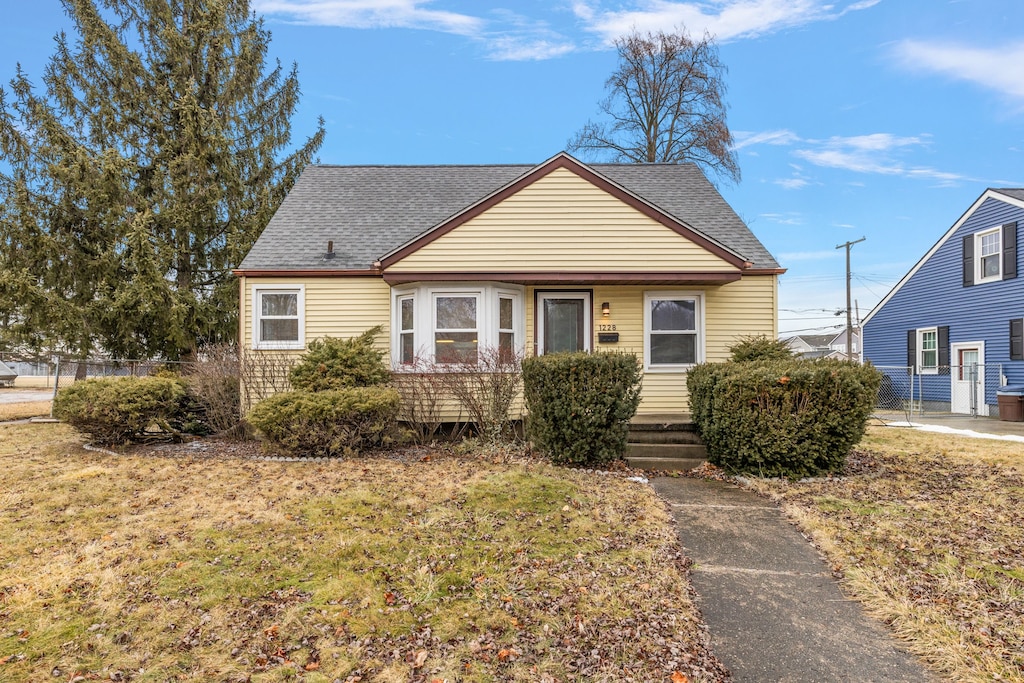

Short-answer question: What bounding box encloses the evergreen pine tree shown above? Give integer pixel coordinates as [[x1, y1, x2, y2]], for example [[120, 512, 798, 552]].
[[0, 0, 324, 360]]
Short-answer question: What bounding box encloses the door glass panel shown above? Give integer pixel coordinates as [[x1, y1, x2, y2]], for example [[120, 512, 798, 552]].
[[544, 299, 584, 353], [959, 349, 979, 381]]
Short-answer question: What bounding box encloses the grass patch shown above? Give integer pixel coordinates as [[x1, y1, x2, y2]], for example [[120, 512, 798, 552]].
[[0, 422, 725, 681], [0, 400, 51, 421], [746, 425, 1024, 682]]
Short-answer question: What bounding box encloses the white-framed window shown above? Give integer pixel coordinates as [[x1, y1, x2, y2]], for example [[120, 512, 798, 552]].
[[976, 227, 1002, 283], [391, 283, 524, 367], [397, 294, 416, 365], [252, 285, 304, 350], [644, 291, 704, 371], [918, 327, 938, 374], [433, 292, 480, 364]]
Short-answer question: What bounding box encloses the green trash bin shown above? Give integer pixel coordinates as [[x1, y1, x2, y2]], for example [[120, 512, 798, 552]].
[[996, 385, 1024, 422]]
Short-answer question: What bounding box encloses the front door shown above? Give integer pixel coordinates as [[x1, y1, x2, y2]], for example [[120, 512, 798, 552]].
[[951, 342, 984, 415], [537, 292, 591, 355]]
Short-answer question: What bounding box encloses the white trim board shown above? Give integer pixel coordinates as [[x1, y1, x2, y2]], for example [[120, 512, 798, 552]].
[[861, 189, 1024, 328]]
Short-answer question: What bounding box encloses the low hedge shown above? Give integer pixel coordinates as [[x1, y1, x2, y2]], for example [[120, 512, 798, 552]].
[[522, 352, 642, 465], [247, 387, 400, 457], [687, 359, 880, 478], [53, 376, 192, 444]]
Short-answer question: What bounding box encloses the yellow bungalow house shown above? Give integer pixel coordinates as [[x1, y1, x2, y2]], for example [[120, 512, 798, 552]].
[[234, 152, 784, 415]]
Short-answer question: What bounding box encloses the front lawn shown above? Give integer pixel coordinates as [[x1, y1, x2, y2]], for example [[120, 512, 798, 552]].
[[0, 423, 726, 682], [746, 425, 1024, 682]]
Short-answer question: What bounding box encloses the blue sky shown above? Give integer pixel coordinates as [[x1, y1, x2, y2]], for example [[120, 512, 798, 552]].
[[4, 0, 1024, 334]]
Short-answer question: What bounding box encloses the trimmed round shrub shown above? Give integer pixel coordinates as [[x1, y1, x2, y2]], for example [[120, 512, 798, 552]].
[[522, 352, 642, 465], [247, 387, 400, 457], [689, 359, 880, 478], [289, 326, 390, 391], [53, 376, 190, 444]]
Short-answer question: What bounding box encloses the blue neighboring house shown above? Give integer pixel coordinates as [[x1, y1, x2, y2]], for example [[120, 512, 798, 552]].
[[863, 188, 1024, 416]]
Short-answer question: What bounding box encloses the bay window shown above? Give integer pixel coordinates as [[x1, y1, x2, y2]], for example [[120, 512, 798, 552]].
[[392, 284, 523, 367]]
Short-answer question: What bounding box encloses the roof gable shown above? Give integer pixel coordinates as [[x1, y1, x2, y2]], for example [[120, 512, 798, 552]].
[[862, 189, 1024, 327], [380, 153, 746, 272], [237, 152, 782, 274]]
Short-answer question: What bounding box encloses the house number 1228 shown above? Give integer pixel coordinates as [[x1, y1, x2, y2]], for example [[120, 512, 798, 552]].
[[598, 324, 617, 331]]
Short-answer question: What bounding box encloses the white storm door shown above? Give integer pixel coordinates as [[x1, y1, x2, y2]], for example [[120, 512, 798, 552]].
[[951, 342, 984, 415]]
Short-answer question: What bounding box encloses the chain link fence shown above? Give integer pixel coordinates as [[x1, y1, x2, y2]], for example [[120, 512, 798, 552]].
[[873, 363, 1004, 422]]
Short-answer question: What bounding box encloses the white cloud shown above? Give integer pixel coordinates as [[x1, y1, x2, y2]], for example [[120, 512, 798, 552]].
[[792, 133, 970, 184], [254, 0, 484, 35], [486, 37, 575, 61], [576, 0, 879, 44], [893, 39, 1024, 101], [774, 177, 809, 190], [733, 128, 800, 150], [758, 212, 803, 225]]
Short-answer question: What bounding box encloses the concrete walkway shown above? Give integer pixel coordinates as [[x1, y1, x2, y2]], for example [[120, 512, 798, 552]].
[[651, 477, 934, 682]]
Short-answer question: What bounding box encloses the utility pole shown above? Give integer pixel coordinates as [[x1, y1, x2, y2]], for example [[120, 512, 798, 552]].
[[836, 237, 866, 361]]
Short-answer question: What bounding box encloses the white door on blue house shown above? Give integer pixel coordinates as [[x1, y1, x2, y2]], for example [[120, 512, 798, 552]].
[[536, 292, 592, 355], [951, 342, 984, 415]]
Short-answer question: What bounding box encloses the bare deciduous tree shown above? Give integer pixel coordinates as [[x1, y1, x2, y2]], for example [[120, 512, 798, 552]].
[[568, 29, 740, 184]]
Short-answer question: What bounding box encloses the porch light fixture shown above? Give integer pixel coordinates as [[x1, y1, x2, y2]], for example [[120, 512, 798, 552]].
[[601, 302, 610, 317]]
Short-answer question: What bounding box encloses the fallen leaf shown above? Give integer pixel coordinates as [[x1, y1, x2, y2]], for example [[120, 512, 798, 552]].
[[671, 672, 691, 683], [384, 591, 397, 605], [497, 648, 517, 662], [304, 662, 319, 671], [263, 624, 279, 639], [413, 650, 428, 668]]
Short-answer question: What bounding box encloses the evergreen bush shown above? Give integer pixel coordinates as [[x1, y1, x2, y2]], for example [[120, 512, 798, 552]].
[[247, 387, 400, 457], [522, 352, 642, 465], [288, 326, 390, 391], [688, 359, 880, 478], [53, 376, 191, 444], [729, 335, 794, 362]]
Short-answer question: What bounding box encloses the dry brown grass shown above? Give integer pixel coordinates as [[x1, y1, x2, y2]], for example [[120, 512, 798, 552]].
[[746, 425, 1024, 682], [0, 400, 51, 421], [0, 423, 725, 682]]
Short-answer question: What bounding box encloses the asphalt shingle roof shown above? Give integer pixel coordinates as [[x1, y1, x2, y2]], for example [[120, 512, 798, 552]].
[[993, 188, 1024, 203], [239, 159, 781, 271]]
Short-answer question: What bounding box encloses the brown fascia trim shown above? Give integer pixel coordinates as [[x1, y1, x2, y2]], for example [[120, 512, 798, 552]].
[[232, 269, 382, 277], [743, 268, 787, 275], [378, 154, 749, 270], [382, 271, 743, 285]]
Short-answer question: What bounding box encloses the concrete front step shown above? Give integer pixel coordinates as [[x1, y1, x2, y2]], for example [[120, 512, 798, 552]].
[[626, 455, 707, 471], [627, 442, 707, 458], [628, 429, 703, 445]]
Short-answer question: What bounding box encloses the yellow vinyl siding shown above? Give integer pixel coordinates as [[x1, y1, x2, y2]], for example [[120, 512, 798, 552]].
[[243, 276, 392, 355], [239, 274, 776, 417], [525, 277, 777, 414], [388, 167, 738, 273]]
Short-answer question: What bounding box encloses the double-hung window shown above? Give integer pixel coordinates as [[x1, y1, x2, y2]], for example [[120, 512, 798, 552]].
[[918, 327, 938, 373], [977, 228, 1002, 283], [434, 294, 479, 364], [397, 294, 416, 364], [644, 292, 703, 370], [253, 286, 304, 349]]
